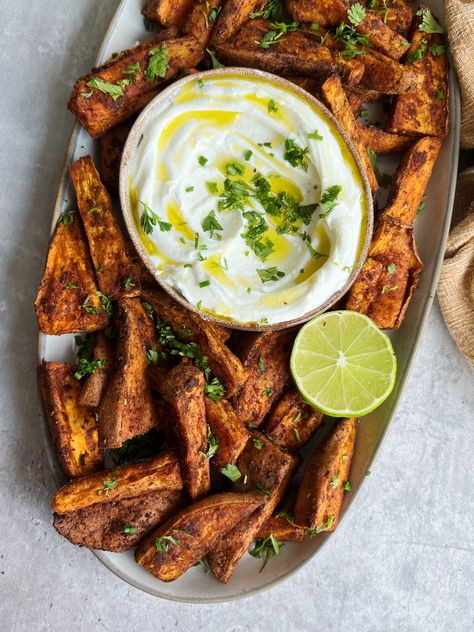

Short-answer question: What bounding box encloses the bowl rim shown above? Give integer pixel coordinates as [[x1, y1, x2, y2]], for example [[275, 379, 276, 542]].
[[119, 67, 374, 332]]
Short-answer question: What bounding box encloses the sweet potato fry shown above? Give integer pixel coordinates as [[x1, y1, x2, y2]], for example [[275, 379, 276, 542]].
[[210, 0, 266, 44], [183, 0, 224, 47], [232, 330, 294, 427], [256, 515, 306, 542], [159, 362, 211, 500], [321, 75, 378, 194], [53, 451, 184, 551], [79, 332, 113, 409], [141, 286, 244, 396], [99, 298, 158, 448], [286, 0, 347, 27], [355, 11, 408, 60], [39, 362, 103, 478], [357, 124, 415, 154], [360, 48, 425, 93], [293, 418, 357, 530], [35, 212, 108, 335], [385, 29, 449, 138], [365, 0, 413, 33], [142, 0, 194, 27], [135, 492, 265, 581], [204, 398, 249, 468], [68, 34, 203, 138], [98, 119, 133, 193], [207, 432, 298, 583], [264, 389, 323, 450], [69, 156, 140, 300]]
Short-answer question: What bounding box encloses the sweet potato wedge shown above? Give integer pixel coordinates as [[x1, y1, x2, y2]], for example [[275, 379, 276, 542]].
[[321, 75, 378, 194], [365, 0, 413, 33], [385, 29, 449, 138], [68, 34, 203, 138], [79, 332, 113, 409], [39, 362, 103, 478], [293, 418, 357, 530], [355, 11, 408, 60], [286, 0, 347, 27], [207, 432, 298, 582], [141, 286, 244, 396], [35, 212, 108, 335], [183, 0, 224, 47], [98, 119, 134, 193], [69, 156, 140, 300], [159, 362, 211, 500], [210, 0, 266, 44], [99, 298, 158, 448], [135, 492, 265, 581], [264, 389, 323, 450], [232, 330, 294, 427], [52, 451, 184, 551], [204, 398, 249, 468], [256, 515, 306, 542], [142, 0, 194, 27], [360, 48, 425, 94], [356, 124, 415, 154]]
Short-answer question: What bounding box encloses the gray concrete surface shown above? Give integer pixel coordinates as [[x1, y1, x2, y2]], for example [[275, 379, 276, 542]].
[[0, 2, 472, 630]]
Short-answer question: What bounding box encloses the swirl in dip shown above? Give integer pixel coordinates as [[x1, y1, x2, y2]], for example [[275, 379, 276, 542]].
[[128, 73, 368, 325]]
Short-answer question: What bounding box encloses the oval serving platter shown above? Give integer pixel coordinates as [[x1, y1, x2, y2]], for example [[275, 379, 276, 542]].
[[38, 0, 460, 603]]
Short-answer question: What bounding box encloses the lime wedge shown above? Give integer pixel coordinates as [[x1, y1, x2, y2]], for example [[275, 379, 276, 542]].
[[290, 311, 397, 417]]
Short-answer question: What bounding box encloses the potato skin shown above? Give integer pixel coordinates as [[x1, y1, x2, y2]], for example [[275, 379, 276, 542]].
[[355, 11, 408, 60], [286, 0, 347, 27], [183, 0, 224, 47], [135, 492, 264, 581], [142, 0, 195, 27], [256, 515, 306, 542], [264, 389, 323, 450], [293, 418, 358, 530], [204, 398, 249, 469], [39, 362, 103, 478], [98, 119, 133, 193], [210, 0, 266, 44], [356, 124, 415, 154], [35, 214, 108, 335]]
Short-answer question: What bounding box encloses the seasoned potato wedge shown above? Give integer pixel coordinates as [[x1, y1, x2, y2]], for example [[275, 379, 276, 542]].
[[321, 75, 378, 194], [386, 29, 449, 137], [360, 49, 425, 94], [142, 0, 194, 27], [183, 0, 224, 47], [207, 432, 298, 583], [52, 451, 184, 551], [264, 389, 323, 450], [204, 398, 249, 468], [99, 298, 158, 448], [286, 0, 347, 27], [355, 11, 408, 60], [233, 330, 294, 427], [159, 362, 211, 500], [68, 34, 203, 138], [35, 212, 108, 335], [293, 418, 357, 530], [367, 0, 413, 33], [69, 156, 140, 300], [79, 332, 113, 409], [141, 286, 245, 396], [39, 362, 103, 478], [210, 0, 266, 44], [357, 124, 415, 154], [98, 119, 134, 193], [135, 492, 265, 581], [256, 515, 306, 542]]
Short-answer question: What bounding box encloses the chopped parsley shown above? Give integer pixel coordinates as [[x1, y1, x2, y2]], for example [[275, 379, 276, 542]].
[[96, 291, 113, 316], [81, 295, 102, 315], [74, 333, 96, 361], [199, 280, 211, 288], [429, 42, 445, 56], [124, 275, 135, 290], [258, 355, 265, 372], [250, 534, 283, 571], [257, 267, 285, 283], [220, 463, 242, 482], [225, 161, 245, 176], [253, 437, 264, 450], [206, 181, 219, 194], [143, 17, 155, 31], [198, 155, 208, 166], [417, 8, 444, 34], [97, 469, 118, 496], [347, 2, 366, 26], [283, 138, 309, 171], [185, 186, 195, 192], [86, 77, 125, 100], [387, 263, 396, 274], [66, 283, 78, 289], [124, 62, 141, 83], [307, 514, 334, 536], [201, 425, 219, 460], [436, 90, 445, 101], [206, 48, 224, 69], [74, 358, 105, 380], [204, 377, 225, 400], [264, 388, 273, 397], [367, 150, 392, 189], [122, 523, 138, 535], [329, 475, 340, 489], [256, 483, 271, 496], [147, 349, 160, 364], [202, 210, 223, 238], [308, 130, 323, 141], [268, 99, 279, 113], [250, 0, 284, 21], [154, 534, 179, 552], [145, 44, 169, 81], [344, 481, 352, 491], [318, 185, 342, 218], [139, 200, 172, 234], [57, 209, 75, 225], [407, 39, 427, 63]]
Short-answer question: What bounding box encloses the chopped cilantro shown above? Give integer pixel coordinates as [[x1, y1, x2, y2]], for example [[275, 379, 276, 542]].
[[198, 155, 208, 166], [347, 3, 366, 26], [257, 267, 285, 283], [417, 8, 444, 34], [145, 44, 169, 81], [268, 99, 279, 113], [74, 358, 105, 380], [220, 463, 241, 482], [283, 138, 309, 171], [250, 534, 283, 571]]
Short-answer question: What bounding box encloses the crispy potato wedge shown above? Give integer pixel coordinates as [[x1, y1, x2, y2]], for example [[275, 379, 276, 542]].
[[347, 85, 385, 102], [232, 330, 294, 427], [35, 212, 108, 335], [141, 286, 244, 395], [79, 332, 113, 409], [284, 76, 322, 99], [386, 29, 449, 138], [142, 0, 194, 27], [159, 362, 211, 500], [207, 432, 298, 583], [321, 75, 378, 194], [99, 298, 158, 448], [98, 119, 133, 193], [366, 0, 413, 33], [210, 0, 266, 44], [286, 0, 347, 27], [53, 451, 184, 551], [39, 362, 103, 478], [68, 34, 203, 138], [183, 0, 224, 47], [264, 389, 323, 450], [135, 492, 265, 581], [355, 11, 408, 60], [69, 156, 140, 300], [357, 124, 415, 154], [256, 515, 306, 542], [204, 398, 249, 468], [293, 418, 357, 530], [216, 20, 364, 86], [360, 48, 425, 94]]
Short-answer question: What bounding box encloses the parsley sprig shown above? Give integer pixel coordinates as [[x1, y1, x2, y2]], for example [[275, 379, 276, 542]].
[[145, 44, 169, 81], [250, 534, 283, 571], [139, 200, 172, 234]]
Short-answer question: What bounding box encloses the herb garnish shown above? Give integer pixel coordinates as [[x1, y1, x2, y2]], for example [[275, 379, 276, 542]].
[[201, 425, 219, 460], [198, 155, 208, 166], [250, 534, 283, 571], [347, 3, 366, 26], [74, 358, 105, 380], [253, 437, 264, 450], [206, 48, 224, 69], [57, 209, 75, 225], [257, 267, 285, 283], [122, 523, 138, 535], [318, 185, 342, 218], [306, 514, 334, 536], [220, 463, 242, 482], [86, 77, 125, 101], [387, 263, 396, 274], [154, 534, 179, 552], [367, 150, 392, 189], [139, 200, 172, 234], [268, 99, 279, 113], [417, 8, 444, 34], [283, 138, 309, 171], [333, 23, 370, 59], [145, 44, 169, 81], [202, 210, 223, 238], [97, 469, 118, 496]]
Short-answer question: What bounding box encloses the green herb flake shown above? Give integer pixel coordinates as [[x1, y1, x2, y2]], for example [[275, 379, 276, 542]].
[[367, 149, 392, 189], [66, 283, 78, 289], [258, 355, 265, 372], [268, 99, 279, 113], [283, 138, 309, 171], [220, 463, 242, 482], [417, 8, 444, 34], [97, 469, 118, 497], [123, 523, 138, 535], [74, 358, 105, 380], [244, 149, 253, 161], [185, 186, 195, 192], [124, 275, 135, 290], [199, 280, 211, 288], [147, 349, 160, 365], [436, 90, 445, 100], [206, 48, 225, 69], [329, 475, 340, 489], [154, 534, 179, 552], [344, 481, 352, 491], [253, 437, 264, 450], [250, 534, 283, 571], [347, 2, 366, 26], [206, 181, 219, 194], [308, 130, 323, 141], [201, 425, 219, 460], [204, 377, 225, 401], [429, 42, 446, 56], [145, 44, 169, 82], [318, 185, 342, 218], [307, 514, 335, 536], [57, 209, 75, 225], [96, 291, 113, 316], [198, 155, 208, 166], [387, 263, 396, 274], [87, 77, 124, 101], [257, 267, 285, 283], [226, 161, 245, 177]]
